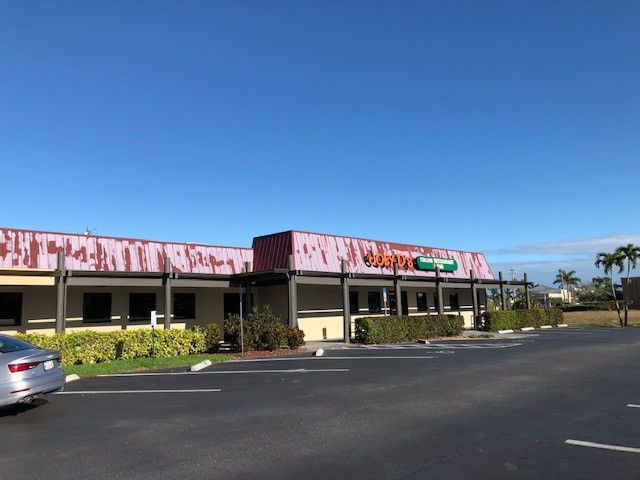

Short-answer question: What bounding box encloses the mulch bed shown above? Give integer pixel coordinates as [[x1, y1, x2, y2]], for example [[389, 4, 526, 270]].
[[233, 348, 312, 359]]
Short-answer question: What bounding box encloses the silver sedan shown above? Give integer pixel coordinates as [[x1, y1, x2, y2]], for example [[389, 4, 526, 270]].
[[0, 335, 65, 407]]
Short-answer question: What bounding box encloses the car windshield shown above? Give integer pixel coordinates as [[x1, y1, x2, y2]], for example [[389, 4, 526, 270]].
[[0, 336, 34, 354]]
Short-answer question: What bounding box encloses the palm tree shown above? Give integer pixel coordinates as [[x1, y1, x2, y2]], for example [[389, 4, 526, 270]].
[[595, 251, 624, 326], [553, 269, 581, 304], [488, 289, 503, 311], [615, 243, 640, 327]]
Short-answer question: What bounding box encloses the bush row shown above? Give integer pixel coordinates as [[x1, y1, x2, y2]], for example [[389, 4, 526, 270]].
[[223, 305, 305, 352], [354, 315, 464, 344], [561, 302, 617, 312], [14, 327, 219, 366], [482, 308, 563, 331]]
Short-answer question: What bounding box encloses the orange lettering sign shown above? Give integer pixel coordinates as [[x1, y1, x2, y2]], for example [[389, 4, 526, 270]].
[[364, 252, 414, 271]]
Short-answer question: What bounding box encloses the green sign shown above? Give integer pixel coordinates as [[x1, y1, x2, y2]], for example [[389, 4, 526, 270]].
[[415, 256, 458, 272]]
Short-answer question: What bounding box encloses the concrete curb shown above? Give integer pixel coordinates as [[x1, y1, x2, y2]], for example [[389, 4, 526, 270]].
[[190, 359, 212, 372], [557, 324, 569, 327], [314, 348, 325, 357], [520, 327, 536, 331], [498, 329, 514, 334], [65, 374, 80, 383], [540, 325, 553, 329]]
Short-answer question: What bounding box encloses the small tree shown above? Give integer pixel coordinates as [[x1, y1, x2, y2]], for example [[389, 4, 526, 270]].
[[615, 244, 640, 327], [594, 252, 624, 326], [553, 269, 581, 304]]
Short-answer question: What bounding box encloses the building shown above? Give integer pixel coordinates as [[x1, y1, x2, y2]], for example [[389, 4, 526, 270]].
[[0, 227, 531, 341], [529, 285, 565, 306]]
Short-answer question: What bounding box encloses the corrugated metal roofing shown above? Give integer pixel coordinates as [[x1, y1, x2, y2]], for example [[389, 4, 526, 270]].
[[254, 230, 495, 279], [0, 227, 495, 279], [0, 228, 253, 275]]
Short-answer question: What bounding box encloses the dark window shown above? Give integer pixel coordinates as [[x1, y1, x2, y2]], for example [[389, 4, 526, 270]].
[[401, 291, 408, 315], [368, 292, 381, 313], [390, 291, 409, 316], [349, 291, 359, 314], [129, 293, 156, 322], [416, 292, 428, 312], [223, 293, 240, 318], [0, 292, 22, 326], [83, 293, 112, 323], [174, 293, 196, 320], [449, 293, 460, 310]]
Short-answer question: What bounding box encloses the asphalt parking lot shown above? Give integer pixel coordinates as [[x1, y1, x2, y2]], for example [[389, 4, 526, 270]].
[[4, 328, 640, 479]]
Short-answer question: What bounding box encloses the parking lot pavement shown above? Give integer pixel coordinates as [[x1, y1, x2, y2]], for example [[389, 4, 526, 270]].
[[4, 328, 640, 479]]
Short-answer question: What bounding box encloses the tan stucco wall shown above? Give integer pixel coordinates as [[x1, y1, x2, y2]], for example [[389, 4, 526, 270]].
[[0, 285, 236, 335], [252, 284, 288, 320], [292, 284, 487, 340], [0, 281, 489, 339]]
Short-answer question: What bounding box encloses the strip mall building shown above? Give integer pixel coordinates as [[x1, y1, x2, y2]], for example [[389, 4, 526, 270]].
[[0, 228, 531, 341]]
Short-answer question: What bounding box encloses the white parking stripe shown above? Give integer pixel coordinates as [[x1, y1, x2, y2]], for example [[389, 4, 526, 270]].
[[565, 439, 640, 454], [55, 389, 221, 395], [99, 368, 349, 377], [231, 356, 435, 362], [627, 404, 640, 408]]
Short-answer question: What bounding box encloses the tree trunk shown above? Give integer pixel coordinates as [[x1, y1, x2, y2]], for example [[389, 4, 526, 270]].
[[624, 262, 630, 327], [611, 272, 623, 327]]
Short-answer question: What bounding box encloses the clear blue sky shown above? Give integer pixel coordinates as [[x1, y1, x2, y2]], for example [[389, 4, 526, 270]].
[[2, 1, 639, 284]]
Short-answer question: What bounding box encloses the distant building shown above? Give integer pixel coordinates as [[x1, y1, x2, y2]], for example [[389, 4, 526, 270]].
[[529, 285, 567, 306]]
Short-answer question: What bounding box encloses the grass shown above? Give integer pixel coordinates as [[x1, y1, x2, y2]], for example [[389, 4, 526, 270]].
[[63, 353, 233, 377], [563, 309, 640, 327]]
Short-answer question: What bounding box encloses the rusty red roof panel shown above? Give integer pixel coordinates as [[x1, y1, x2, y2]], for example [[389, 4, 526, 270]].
[[0, 228, 253, 275], [291, 231, 494, 279], [251, 231, 292, 271]]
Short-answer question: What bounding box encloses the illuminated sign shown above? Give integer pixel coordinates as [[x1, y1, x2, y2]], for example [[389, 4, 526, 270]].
[[365, 252, 415, 270], [415, 256, 458, 272]]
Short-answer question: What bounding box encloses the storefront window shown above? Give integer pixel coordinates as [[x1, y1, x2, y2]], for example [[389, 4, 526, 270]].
[[416, 292, 428, 312], [349, 291, 359, 314], [367, 292, 381, 313], [449, 293, 460, 310], [0, 292, 22, 326], [174, 293, 196, 320], [83, 293, 112, 323], [129, 293, 156, 322]]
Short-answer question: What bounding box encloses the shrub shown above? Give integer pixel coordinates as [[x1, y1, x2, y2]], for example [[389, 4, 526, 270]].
[[562, 302, 616, 312], [14, 328, 208, 366], [250, 305, 287, 351], [223, 314, 254, 353], [286, 326, 305, 349], [354, 315, 463, 344], [481, 311, 518, 331], [223, 305, 306, 352], [482, 308, 564, 331], [202, 323, 222, 352]]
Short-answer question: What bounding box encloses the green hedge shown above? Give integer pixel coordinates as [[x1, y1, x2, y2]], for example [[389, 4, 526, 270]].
[[14, 328, 212, 366], [482, 308, 563, 331], [354, 315, 464, 344], [562, 302, 617, 312]]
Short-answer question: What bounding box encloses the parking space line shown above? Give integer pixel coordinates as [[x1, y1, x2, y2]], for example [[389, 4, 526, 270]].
[[231, 356, 435, 362], [565, 439, 640, 454], [627, 404, 640, 408], [55, 389, 221, 395], [99, 368, 350, 377]]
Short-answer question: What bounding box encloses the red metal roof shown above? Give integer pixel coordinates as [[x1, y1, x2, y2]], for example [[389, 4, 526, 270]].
[[1, 227, 494, 279], [253, 230, 495, 279], [0, 228, 253, 274]]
